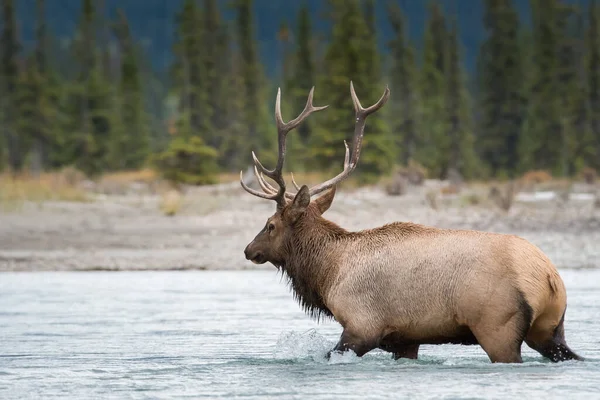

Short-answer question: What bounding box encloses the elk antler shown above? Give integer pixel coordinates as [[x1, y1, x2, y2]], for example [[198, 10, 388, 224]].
[[288, 81, 390, 198], [240, 87, 328, 208]]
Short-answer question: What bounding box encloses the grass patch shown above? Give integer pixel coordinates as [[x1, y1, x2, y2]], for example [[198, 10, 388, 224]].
[[99, 168, 158, 184], [159, 189, 183, 216], [0, 171, 90, 210]]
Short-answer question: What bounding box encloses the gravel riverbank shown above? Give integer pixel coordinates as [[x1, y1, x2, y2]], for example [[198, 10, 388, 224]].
[[1, 183, 599, 271]]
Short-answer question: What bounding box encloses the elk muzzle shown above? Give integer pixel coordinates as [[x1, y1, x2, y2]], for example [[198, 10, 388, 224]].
[[244, 242, 266, 264]]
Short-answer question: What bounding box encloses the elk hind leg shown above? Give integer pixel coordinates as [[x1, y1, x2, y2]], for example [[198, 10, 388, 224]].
[[526, 308, 584, 362], [471, 296, 532, 363]]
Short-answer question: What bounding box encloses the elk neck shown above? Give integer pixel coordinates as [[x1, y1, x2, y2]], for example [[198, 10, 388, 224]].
[[281, 207, 348, 320]]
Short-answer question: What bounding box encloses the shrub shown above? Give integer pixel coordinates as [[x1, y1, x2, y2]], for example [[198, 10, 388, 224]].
[[160, 189, 183, 216], [425, 190, 438, 210], [440, 185, 460, 195], [394, 160, 427, 186], [151, 136, 218, 186], [581, 167, 597, 185], [385, 173, 408, 196], [488, 181, 517, 212], [520, 170, 553, 185]]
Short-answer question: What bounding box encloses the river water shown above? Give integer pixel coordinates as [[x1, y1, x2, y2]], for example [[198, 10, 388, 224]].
[[0, 270, 599, 399]]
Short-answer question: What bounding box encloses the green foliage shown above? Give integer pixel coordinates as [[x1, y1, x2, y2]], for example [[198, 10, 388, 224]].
[[478, 0, 526, 178], [152, 136, 218, 185], [2, 0, 599, 185], [445, 19, 479, 179], [419, 2, 449, 178], [1, 0, 24, 174], [286, 4, 316, 148], [311, 0, 394, 183], [387, 1, 419, 166], [588, 0, 600, 170], [520, 0, 577, 175], [109, 9, 150, 170]]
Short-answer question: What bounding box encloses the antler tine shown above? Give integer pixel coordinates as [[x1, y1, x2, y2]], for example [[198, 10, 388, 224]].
[[240, 171, 281, 200], [290, 173, 302, 191], [254, 166, 278, 195], [306, 81, 390, 197]]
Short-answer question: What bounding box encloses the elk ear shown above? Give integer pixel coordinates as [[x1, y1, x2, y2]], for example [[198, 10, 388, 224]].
[[314, 186, 336, 214], [287, 185, 311, 223]]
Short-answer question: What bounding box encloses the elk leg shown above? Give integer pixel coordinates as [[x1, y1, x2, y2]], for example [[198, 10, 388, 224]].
[[327, 330, 378, 358], [470, 313, 526, 363], [378, 333, 419, 360], [391, 344, 420, 360]]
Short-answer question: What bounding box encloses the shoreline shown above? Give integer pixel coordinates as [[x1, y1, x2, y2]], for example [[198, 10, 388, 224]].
[[1, 184, 599, 272]]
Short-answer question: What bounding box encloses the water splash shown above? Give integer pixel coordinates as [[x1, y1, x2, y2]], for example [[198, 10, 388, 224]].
[[272, 329, 366, 365], [273, 329, 334, 362]]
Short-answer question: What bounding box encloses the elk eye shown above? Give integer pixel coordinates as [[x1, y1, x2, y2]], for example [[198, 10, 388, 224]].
[[267, 223, 275, 232]]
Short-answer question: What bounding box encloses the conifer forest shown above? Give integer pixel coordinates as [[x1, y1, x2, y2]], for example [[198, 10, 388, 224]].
[[1, 0, 600, 184]]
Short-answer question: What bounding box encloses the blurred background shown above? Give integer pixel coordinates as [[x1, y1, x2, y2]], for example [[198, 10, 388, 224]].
[[1, 0, 599, 191], [2, 4, 600, 397], [1, 0, 599, 273]]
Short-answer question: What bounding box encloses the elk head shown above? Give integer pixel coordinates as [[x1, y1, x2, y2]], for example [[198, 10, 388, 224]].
[[241, 82, 390, 267]]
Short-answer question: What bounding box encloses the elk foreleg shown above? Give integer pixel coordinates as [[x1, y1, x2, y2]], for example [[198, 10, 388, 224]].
[[391, 344, 420, 360], [327, 329, 378, 358]]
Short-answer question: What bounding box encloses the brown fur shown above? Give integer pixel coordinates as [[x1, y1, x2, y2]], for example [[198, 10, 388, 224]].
[[244, 185, 583, 363]]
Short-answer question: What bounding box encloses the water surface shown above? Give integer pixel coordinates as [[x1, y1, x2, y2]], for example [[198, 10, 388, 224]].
[[0, 270, 599, 399]]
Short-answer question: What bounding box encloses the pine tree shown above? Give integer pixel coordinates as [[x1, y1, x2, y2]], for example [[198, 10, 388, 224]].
[[445, 18, 478, 178], [419, 1, 448, 178], [26, 0, 61, 175], [217, 32, 249, 170], [234, 0, 276, 169], [1, 0, 23, 174], [387, 1, 419, 166], [172, 0, 208, 140], [110, 9, 149, 170], [555, 3, 585, 175], [202, 0, 227, 150], [310, 0, 393, 182], [520, 0, 564, 174], [478, 0, 525, 178], [289, 4, 315, 147], [61, 0, 115, 176], [588, 0, 600, 169]]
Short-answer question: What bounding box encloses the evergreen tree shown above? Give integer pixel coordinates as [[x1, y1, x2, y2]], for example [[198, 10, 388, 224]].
[[478, 0, 525, 178], [110, 9, 149, 170], [232, 0, 277, 170], [217, 33, 250, 170], [555, 3, 585, 175], [289, 4, 315, 147], [588, 0, 600, 169], [171, 0, 210, 148], [311, 0, 393, 182], [62, 0, 115, 176], [419, 1, 448, 178], [387, 1, 419, 166], [445, 18, 477, 178], [27, 0, 61, 174], [202, 0, 227, 150], [1, 0, 23, 174], [520, 0, 564, 174]]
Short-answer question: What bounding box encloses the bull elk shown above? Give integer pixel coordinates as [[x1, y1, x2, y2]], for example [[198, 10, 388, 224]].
[[240, 82, 583, 364]]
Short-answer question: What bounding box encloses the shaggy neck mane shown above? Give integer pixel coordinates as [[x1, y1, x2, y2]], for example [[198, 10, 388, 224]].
[[281, 206, 348, 321]]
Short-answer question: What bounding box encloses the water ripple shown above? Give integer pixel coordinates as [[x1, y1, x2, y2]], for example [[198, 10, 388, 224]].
[[0, 269, 598, 400]]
